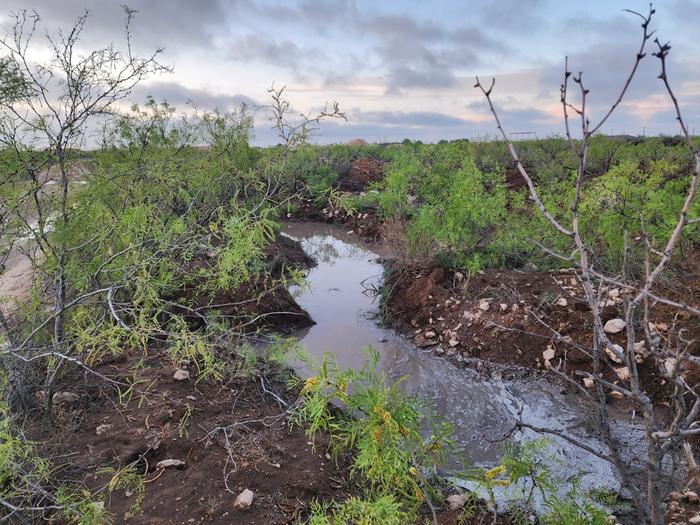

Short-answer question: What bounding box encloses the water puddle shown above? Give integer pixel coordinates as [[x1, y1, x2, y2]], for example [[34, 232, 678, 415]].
[[282, 221, 644, 496]]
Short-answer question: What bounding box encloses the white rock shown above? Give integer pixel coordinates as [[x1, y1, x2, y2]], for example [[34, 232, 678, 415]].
[[448, 339, 459, 347], [95, 424, 112, 436], [156, 459, 186, 469], [500, 303, 508, 311], [52, 392, 79, 405], [649, 321, 669, 333], [583, 377, 595, 388], [615, 367, 630, 382], [173, 369, 190, 381], [446, 493, 469, 511], [689, 515, 700, 524], [605, 344, 624, 364], [608, 288, 620, 299], [542, 347, 556, 369], [664, 358, 677, 376], [424, 331, 436, 339], [511, 304, 519, 313], [478, 300, 490, 311], [233, 488, 254, 510], [556, 297, 569, 307], [454, 272, 464, 283], [604, 318, 626, 334], [684, 490, 699, 503], [608, 390, 624, 399]]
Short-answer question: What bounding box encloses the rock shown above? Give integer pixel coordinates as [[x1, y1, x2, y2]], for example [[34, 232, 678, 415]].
[[556, 297, 569, 307], [454, 272, 464, 284], [95, 424, 112, 436], [615, 367, 630, 382], [689, 515, 700, 524], [542, 347, 556, 369], [424, 331, 436, 339], [448, 339, 459, 347], [604, 318, 626, 334], [608, 288, 620, 299], [511, 304, 519, 313], [415, 335, 438, 348], [478, 300, 490, 311], [173, 369, 190, 381], [233, 488, 254, 511], [446, 493, 469, 511], [499, 303, 508, 311], [668, 491, 684, 502], [52, 392, 79, 405], [684, 490, 699, 503], [608, 390, 624, 400], [605, 344, 624, 364], [583, 377, 595, 388], [156, 459, 186, 469], [655, 322, 669, 333], [664, 358, 678, 376]]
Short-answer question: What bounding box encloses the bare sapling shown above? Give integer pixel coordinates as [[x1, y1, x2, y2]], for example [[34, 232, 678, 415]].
[[475, 5, 699, 524]]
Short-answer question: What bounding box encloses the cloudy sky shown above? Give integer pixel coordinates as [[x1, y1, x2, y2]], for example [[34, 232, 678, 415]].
[[1, 0, 699, 145]]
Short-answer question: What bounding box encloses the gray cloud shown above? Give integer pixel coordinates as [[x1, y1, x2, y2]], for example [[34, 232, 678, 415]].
[[1, 0, 234, 52], [130, 81, 259, 111]]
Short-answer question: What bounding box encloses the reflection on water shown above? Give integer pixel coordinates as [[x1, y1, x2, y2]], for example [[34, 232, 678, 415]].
[[282, 221, 642, 494]]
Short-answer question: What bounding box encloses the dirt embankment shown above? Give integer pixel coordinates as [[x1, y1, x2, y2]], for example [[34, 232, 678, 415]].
[[42, 349, 355, 525], [288, 158, 385, 242], [383, 262, 700, 405]]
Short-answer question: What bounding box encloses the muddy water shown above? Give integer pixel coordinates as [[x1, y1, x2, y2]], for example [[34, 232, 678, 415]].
[[283, 222, 643, 497]]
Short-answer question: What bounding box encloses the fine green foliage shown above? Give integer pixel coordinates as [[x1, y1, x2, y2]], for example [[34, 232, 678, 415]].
[[308, 495, 411, 525], [293, 349, 455, 521], [461, 440, 622, 525]]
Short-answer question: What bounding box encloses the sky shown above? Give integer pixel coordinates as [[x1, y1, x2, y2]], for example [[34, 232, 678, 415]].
[[1, 0, 699, 145]]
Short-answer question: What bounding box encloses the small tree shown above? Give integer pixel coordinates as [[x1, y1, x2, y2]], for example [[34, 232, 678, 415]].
[[0, 7, 168, 408], [476, 5, 699, 523]]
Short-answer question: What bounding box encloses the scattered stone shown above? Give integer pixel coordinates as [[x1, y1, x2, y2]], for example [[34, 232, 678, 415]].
[[424, 331, 436, 339], [556, 297, 569, 307], [689, 515, 700, 524], [583, 377, 595, 388], [415, 335, 438, 348], [499, 303, 508, 311], [649, 321, 669, 333], [542, 347, 556, 369], [669, 491, 684, 502], [608, 390, 624, 400], [604, 318, 626, 334], [52, 391, 79, 405], [233, 489, 254, 511], [478, 300, 490, 311], [448, 339, 459, 347], [511, 304, 519, 313], [684, 490, 699, 503], [173, 369, 190, 381], [156, 459, 186, 469], [664, 358, 678, 376], [605, 344, 624, 364], [608, 288, 620, 299], [95, 424, 112, 436], [446, 493, 469, 511], [615, 367, 630, 382], [454, 272, 464, 284]]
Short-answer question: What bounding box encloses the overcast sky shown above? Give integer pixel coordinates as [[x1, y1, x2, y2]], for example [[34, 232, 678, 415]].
[[2, 0, 699, 145]]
